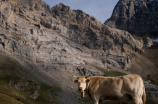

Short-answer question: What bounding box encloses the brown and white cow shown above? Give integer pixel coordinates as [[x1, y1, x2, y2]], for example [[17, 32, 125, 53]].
[[73, 74, 146, 104]]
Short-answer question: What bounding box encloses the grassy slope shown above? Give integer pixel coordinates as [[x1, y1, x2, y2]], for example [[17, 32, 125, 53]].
[[0, 52, 157, 104], [143, 43, 158, 86], [0, 53, 61, 104]]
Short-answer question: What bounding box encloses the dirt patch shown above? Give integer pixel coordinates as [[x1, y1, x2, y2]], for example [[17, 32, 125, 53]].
[[143, 43, 158, 68], [129, 53, 158, 77]]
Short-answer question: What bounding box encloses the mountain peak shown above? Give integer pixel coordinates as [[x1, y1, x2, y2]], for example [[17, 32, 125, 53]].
[[53, 3, 70, 11], [105, 0, 158, 37]]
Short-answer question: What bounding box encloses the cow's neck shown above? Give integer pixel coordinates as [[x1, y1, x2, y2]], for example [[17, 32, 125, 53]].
[[85, 81, 91, 98]]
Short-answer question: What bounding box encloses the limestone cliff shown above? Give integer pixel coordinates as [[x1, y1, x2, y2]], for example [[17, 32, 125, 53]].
[[105, 0, 158, 37], [0, 0, 144, 73]]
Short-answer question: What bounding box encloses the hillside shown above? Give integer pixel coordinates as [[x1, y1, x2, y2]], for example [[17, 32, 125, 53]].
[[0, 0, 158, 103]]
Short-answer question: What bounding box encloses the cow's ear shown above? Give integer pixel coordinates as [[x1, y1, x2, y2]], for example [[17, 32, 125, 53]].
[[86, 79, 90, 83], [73, 78, 78, 83]]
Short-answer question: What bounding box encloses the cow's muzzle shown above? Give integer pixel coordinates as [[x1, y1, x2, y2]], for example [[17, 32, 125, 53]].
[[78, 87, 83, 92]]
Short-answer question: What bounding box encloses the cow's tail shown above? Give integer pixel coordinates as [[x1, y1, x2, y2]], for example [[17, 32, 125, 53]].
[[142, 85, 146, 104]]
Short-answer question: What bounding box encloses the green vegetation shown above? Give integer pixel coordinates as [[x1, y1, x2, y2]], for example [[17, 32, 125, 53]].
[[148, 75, 158, 86], [146, 99, 158, 104], [105, 70, 126, 77], [103, 100, 158, 104], [0, 54, 61, 104], [0, 93, 23, 104], [0, 53, 157, 104], [90, 63, 126, 77]]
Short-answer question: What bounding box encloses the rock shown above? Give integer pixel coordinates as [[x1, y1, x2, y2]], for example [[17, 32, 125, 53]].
[[145, 82, 158, 102], [14, 6, 19, 14], [41, 12, 46, 16], [77, 65, 104, 76], [142, 37, 153, 47], [51, 3, 143, 53], [40, 19, 52, 28], [0, 0, 144, 74], [105, 0, 158, 37], [30, 90, 40, 100], [0, 33, 8, 49]]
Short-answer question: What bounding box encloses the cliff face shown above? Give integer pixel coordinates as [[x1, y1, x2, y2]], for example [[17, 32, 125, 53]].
[[0, 0, 144, 73], [105, 0, 158, 37]]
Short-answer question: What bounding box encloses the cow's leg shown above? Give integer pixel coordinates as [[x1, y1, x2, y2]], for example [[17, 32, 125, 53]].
[[139, 99, 143, 104], [92, 95, 100, 104], [133, 97, 139, 104], [133, 96, 143, 104], [132, 88, 144, 104]]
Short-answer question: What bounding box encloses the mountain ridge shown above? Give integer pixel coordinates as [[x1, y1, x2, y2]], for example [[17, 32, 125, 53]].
[[105, 0, 158, 37]]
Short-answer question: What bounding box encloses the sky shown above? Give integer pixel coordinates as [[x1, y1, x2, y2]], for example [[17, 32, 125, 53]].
[[42, 0, 118, 23]]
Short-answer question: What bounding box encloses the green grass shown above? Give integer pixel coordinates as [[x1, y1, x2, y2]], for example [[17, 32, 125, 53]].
[[0, 54, 61, 104], [105, 70, 126, 77], [89, 63, 126, 77], [0, 93, 23, 104], [148, 75, 158, 86]]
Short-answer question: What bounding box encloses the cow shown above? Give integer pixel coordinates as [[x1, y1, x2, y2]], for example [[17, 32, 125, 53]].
[[73, 74, 146, 104]]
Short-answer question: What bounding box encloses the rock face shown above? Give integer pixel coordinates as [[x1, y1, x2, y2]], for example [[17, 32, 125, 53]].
[[105, 0, 158, 37], [0, 0, 144, 73]]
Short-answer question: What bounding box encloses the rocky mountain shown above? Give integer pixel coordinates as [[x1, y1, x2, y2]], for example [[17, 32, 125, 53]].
[[105, 0, 158, 37], [0, 0, 158, 103], [0, 0, 145, 75], [105, 0, 158, 102], [105, 0, 158, 78]]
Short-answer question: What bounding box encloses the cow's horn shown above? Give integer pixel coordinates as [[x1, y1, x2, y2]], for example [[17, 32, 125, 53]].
[[85, 74, 91, 78], [72, 74, 77, 78]]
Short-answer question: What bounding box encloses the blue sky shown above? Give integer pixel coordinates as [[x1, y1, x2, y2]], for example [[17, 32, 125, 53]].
[[43, 0, 118, 23]]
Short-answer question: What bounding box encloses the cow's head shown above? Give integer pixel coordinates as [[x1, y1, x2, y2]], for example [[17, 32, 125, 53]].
[[73, 76, 90, 98]]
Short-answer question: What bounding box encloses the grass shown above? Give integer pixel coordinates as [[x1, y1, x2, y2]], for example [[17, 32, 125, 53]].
[[0, 53, 157, 104], [148, 75, 158, 86], [89, 63, 126, 77], [0, 53, 61, 104], [0, 93, 23, 104], [105, 70, 126, 77], [103, 100, 158, 104], [146, 99, 158, 104]]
